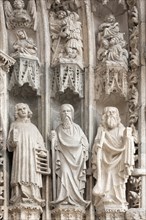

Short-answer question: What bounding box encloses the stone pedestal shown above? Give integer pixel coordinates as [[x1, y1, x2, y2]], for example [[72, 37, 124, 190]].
[[51, 205, 86, 220], [96, 204, 127, 220], [9, 203, 42, 220]]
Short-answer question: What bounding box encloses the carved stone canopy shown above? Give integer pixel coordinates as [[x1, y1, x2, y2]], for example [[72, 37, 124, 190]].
[[9, 54, 40, 95], [52, 62, 84, 98]]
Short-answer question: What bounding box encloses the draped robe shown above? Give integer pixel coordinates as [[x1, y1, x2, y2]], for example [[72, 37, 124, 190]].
[[92, 123, 135, 207], [8, 120, 45, 204], [52, 123, 89, 207]]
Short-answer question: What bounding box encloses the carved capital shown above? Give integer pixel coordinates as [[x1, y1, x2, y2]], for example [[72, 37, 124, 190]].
[[0, 50, 15, 73], [125, 208, 146, 220], [96, 204, 127, 220], [51, 205, 86, 220], [9, 203, 42, 220]]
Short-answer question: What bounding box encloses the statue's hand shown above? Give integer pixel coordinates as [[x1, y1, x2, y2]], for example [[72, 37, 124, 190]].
[[48, 130, 57, 142], [38, 150, 47, 157]]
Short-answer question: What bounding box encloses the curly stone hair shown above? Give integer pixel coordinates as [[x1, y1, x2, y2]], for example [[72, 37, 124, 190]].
[[14, 103, 32, 119]]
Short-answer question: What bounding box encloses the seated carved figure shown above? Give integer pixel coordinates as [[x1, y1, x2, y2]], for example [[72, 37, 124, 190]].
[[92, 107, 135, 208], [50, 104, 90, 207], [97, 14, 128, 69], [8, 103, 46, 206], [11, 29, 37, 57]]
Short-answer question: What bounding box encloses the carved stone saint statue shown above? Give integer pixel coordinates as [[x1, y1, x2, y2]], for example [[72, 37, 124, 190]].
[[8, 103, 46, 206], [50, 104, 90, 207], [92, 107, 135, 209]]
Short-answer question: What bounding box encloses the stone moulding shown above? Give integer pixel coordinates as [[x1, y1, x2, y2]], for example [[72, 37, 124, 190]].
[[51, 205, 86, 220], [0, 50, 15, 220]]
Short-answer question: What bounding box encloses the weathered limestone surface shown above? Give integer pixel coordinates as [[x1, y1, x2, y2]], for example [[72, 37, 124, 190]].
[[0, 0, 146, 219]]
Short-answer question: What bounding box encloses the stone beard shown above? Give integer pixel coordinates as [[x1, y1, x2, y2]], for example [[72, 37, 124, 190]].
[[62, 115, 73, 129], [106, 114, 119, 129]]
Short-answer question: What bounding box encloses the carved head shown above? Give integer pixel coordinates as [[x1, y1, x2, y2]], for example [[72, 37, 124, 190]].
[[102, 106, 121, 129], [16, 29, 27, 39], [57, 10, 67, 19], [15, 103, 32, 120], [60, 104, 74, 125], [105, 14, 116, 23], [66, 46, 78, 59], [69, 12, 79, 21], [13, 0, 25, 9]]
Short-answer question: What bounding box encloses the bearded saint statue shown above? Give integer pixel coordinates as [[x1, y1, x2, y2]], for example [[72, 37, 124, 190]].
[[50, 104, 90, 207], [92, 107, 135, 209]]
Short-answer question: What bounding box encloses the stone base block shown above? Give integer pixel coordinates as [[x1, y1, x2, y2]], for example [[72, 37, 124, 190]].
[[51, 205, 86, 220], [9, 203, 42, 220], [96, 204, 127, 220]]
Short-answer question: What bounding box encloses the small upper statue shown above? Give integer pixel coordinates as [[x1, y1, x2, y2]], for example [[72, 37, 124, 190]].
[[50, 6, 83, 66], [4, 0, 37, 30], [97, 14, 128, 70], [8, 103, 46, 206], [49, 104, 90, 207], [11, 29, 37, 57], [92, 107, 135, 208]]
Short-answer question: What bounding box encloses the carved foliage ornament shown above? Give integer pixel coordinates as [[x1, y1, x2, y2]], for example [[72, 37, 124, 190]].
[[127, 1, 139, 130]]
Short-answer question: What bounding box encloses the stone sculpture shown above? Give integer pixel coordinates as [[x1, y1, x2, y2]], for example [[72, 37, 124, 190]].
[[8, 103, 46, 206], [95, 14, 128, 99], [50, 4, 84, 97], [97, 14, 128, 69], [4, 0, 37, 30], [50, 104, 89, 207], [92, 107, 135, 210], [9, 30, 40, 94], [11, 29, 37, 57], [50, 8, 83, 66]]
